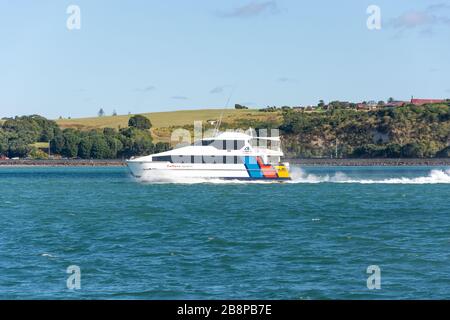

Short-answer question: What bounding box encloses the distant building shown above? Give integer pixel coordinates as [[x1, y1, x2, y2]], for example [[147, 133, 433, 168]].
[[356, 103, 377, 110], [386, 101, 407, 107], [411, 98, 446, 105]]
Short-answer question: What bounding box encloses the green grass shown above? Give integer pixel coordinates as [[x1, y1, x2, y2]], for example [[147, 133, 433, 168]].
[[56, 108, 283, 142], [29, 142, 50, 148], [57, 109, 283, 142], [56, 109, 273, 130]]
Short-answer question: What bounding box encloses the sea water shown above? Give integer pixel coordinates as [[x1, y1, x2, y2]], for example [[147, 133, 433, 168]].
[[0, 166, 449, 299]]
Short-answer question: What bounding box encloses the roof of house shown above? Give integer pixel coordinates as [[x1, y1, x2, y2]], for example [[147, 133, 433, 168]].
[[411, 98, 446, 105], [386, 101, 407, 106]]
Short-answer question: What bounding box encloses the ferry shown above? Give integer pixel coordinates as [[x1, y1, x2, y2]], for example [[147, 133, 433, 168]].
[[126, 131, 291, 181]]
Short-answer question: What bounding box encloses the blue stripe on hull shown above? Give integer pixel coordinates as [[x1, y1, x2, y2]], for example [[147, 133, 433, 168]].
[[222, 177, 291, 181], [243, 156, 263, 178]]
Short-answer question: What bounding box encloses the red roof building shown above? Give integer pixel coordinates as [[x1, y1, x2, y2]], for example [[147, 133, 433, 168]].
[[386, 101, 407, 107], [411, 98, 446, 105]]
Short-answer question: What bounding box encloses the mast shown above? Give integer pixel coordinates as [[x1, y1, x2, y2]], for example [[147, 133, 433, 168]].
[[214, 85, 236, 137]]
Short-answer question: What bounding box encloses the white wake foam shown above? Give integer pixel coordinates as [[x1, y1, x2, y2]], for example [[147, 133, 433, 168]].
[[132, 168, 450, 185], [135, 176, 278, 185], [289, 167, 450, 184]]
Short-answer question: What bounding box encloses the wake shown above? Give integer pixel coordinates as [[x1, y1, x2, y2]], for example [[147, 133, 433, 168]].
[[132, 168, 450, 185], [135, 176, 279, 185], [289, 168, 450, 184]]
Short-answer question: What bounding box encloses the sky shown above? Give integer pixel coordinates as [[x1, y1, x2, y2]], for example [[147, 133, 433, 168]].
[[1, 0, 450, 119]]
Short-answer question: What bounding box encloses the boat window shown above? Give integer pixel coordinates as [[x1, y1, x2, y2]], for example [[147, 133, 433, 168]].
[[152, 156, 172, 162], [224, 156, 240, 164], [202, 155, 222, 164], [153, 155, 242, 164], [223, 140, 245, 150], [200, 140, 246, 150], [172, 155, 191, 164], [201, 140, 215, 146], [235, 140, 245, 150]]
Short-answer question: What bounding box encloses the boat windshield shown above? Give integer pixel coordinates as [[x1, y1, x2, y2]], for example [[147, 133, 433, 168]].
[[192, 140, 246, 150]]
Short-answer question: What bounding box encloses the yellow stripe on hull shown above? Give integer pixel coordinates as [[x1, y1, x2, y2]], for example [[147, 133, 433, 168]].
[[275, 165, 290, 179]]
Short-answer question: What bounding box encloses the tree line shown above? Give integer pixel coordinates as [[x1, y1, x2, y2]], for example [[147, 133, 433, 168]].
[[279, 103, 450, 158], [2, 104, 450, 160], [0, 115, 170, 159]]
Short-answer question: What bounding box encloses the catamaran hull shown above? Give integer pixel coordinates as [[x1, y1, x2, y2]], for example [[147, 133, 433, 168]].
[[126, 161, 291, 181]]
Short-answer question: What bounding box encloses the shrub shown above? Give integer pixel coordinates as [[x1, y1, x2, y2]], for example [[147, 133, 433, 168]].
[[128, 115, 152, 130]]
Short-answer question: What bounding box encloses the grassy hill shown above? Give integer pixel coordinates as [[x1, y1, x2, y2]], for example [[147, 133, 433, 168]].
[[56, 109, 272, 129], [56, 109, 281, 142]]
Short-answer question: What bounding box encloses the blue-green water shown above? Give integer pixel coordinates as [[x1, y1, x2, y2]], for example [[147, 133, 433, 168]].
[[1, 166, 450, 299]]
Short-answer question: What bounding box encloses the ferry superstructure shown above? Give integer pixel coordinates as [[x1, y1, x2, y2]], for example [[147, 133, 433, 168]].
[[126, 131, 291, 181]]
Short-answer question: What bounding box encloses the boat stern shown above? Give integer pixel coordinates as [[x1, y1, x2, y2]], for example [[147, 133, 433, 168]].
[[275, 163, 291, 180]]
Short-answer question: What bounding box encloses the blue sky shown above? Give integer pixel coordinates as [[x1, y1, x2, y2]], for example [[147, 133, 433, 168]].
[[1, 0, 449, 119]]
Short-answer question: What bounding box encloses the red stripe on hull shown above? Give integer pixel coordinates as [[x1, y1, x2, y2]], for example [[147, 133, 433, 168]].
[[256, 157, 278, 178]]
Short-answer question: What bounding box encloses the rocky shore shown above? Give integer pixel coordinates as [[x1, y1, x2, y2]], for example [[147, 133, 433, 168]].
[[0, 159, 126, 167]]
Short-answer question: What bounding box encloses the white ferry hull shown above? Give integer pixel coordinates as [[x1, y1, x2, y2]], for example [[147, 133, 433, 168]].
[[126, 131, 291, 182], [126, 160, 290, 181]]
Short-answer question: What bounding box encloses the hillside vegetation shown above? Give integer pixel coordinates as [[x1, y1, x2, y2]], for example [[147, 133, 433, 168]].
[[0, 115, 169, 159], [280, 104, 450, 158], [1, 104, 450, 159]]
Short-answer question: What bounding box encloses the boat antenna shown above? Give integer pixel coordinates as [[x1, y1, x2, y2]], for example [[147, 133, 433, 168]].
[[214, 85, 236, 136]]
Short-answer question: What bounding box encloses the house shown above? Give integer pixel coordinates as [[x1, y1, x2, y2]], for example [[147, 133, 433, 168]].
[[386, 101, 407, 107], [356, 103, 377, 111], [411, 98, 446, 106]]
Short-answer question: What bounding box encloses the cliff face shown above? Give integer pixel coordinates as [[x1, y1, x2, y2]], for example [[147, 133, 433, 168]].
[[280, 104, 450, 158]]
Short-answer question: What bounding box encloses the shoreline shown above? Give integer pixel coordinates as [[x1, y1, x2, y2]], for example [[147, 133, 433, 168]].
[[0, 159, 126, 167], [288, 158, 450, 166], [1, 158, 450, 167]]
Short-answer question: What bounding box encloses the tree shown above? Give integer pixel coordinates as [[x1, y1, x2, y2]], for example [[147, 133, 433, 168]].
[[112, 110, 117, 116], [401, 143, 424, 158], [385, 143, 402, 157], [235, 104, 248, 110], [7, 139, 31, 158], [2, 115, 57, 144], [436, 146, 450, 158], [0, 130, 8, 155], [98, 108, 105, 117], [29, 148, 49, 159], [118, 127, 153, 158], [50, 133, 65, 155], [388, 97, 395, 103], [128, 115, 152, 130], [318, 100, 325, 107], [90, 135, 109, 159], [104, 135, 123, 158], [154, 142, 171, 153], [78, 137, 93, 159], [61, 130, 80, 158]]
